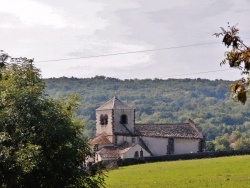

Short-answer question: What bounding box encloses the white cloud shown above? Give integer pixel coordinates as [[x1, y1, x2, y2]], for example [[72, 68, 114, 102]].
[[0, 0, 66, 27], [1, 0, 250, 80]]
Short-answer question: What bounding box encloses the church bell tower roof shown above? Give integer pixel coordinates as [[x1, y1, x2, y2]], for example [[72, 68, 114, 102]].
[[97, 96, 134, 110]]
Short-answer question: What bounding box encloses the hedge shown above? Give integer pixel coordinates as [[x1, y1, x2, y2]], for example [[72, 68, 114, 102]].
[[114, 150, 250, 167]]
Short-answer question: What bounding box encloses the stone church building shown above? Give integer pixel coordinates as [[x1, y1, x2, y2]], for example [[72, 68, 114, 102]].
[[89, 96, 204, 162]]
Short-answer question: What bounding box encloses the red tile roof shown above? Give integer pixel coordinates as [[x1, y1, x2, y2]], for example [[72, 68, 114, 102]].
[[88, 133, 112, 145]]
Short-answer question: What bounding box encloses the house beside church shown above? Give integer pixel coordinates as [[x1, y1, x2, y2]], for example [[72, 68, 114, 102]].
[[89, 96, 205, 162]]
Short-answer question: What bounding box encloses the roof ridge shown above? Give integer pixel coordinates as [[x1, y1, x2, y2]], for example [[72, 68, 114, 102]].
[[97, 96, 133, 110], [117, 141, 136, 154], [188, 119, 204, 138], [112, 96, 116, 108], [97, 97, 114, 109]]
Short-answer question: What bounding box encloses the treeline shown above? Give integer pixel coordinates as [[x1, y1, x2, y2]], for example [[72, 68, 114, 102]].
[[44, 76, 250, 149]]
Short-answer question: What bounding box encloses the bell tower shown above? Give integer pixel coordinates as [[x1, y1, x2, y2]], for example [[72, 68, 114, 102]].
[[96, 96, 135, 144]]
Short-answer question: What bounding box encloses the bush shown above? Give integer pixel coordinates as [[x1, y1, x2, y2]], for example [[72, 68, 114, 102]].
[[116, 150, 250, 167]]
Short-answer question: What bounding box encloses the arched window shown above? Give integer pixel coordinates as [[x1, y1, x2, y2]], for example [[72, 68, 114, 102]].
[[120, 114, 128, 124], [103, 114, 108, 125], [100, 114, 108, 125], [100, 114, 104, 125]]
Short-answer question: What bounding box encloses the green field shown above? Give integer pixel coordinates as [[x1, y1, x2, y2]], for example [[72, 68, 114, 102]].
[[105, 155, 250, 188]]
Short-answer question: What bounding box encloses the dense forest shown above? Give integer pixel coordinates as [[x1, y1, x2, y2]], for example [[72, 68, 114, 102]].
[[44, 76, 250, 150]]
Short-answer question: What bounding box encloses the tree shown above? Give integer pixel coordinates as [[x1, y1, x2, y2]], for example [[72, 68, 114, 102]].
[[214, 134, 231, 151], [0, 51, 105, 187], [205, 141, 215, 151], [214, 24, 250, 104], [234, 137, 250, 150], [228, 131, 241, 143]]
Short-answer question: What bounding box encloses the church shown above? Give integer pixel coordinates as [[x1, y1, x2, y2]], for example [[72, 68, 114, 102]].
[[89, 96, 205, 162]]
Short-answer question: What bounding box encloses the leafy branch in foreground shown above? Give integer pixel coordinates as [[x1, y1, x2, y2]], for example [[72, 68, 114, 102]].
[[214, 24, 250, 104]]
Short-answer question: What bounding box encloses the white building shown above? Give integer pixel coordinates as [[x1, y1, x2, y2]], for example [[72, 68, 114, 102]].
[[89, 96, 204, 162]]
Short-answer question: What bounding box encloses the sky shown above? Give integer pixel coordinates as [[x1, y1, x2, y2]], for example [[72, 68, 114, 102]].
[[1, 0, 250, 80]]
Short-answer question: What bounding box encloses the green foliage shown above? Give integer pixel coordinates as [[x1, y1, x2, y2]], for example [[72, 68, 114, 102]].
[[228, 131, 241, 143], [214, 24, 250, 104], [205, 141, 215, 151], [234, 138, 250, 150], [106, 155, 250, 188], [212, 130, 250, 151], [214, 134, 231, 151], [0, 53, 105, 187], [44, 76, 250, 143]]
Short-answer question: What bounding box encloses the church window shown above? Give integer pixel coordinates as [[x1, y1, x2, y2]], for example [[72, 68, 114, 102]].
[[100, 115, 104, 125], [114, 136, 117, 146], [103, 114, 108, 125], [134, 151, 139, 158], [167, 138, 174, 155], [100, 114, 108, 125], [140, 149, 143, 157], [120, 114, 128, 124], [93, 144, 98, 151], [132, 137, 135, 143]]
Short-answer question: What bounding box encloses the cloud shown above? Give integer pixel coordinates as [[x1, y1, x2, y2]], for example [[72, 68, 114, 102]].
[[0, 0, 66, 27], [1, 0, 250, 80]]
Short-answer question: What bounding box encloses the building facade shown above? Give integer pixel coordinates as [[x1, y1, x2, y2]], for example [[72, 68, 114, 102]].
[[89, 96, 205, 162]]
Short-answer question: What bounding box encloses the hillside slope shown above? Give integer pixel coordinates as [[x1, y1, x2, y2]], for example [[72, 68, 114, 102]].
[[44, 76, 250, 140]]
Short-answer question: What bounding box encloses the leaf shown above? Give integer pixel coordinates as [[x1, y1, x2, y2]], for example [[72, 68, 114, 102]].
[[220, 27, 226, 33]]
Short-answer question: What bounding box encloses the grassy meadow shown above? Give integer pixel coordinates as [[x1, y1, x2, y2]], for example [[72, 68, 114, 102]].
[[105, 155, 250, 188]]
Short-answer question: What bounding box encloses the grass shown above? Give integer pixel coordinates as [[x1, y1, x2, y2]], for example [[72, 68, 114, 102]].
[[105, 155, 250, 188]]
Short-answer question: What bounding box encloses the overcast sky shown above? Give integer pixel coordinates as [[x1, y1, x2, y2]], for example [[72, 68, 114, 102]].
[[1, 0, 250, 80]]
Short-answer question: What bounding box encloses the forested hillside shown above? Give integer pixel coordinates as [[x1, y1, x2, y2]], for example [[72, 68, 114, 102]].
[[44, 76, 250, 150]]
